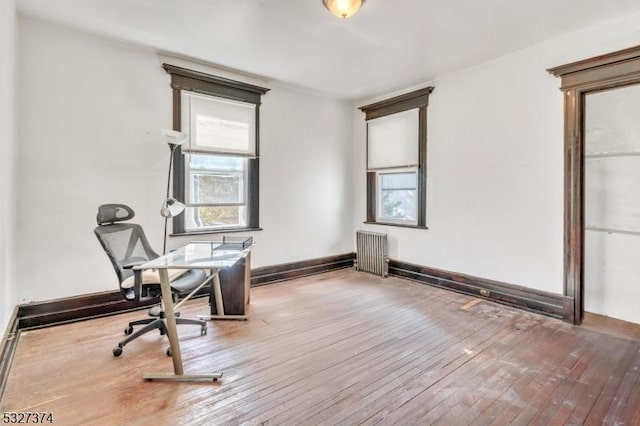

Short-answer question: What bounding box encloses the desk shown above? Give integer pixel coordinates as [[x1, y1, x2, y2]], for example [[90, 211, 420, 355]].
[[136, 240, 251, 382]]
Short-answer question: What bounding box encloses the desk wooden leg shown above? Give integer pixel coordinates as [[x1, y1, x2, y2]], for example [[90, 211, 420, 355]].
[[212, 271, 225, 315], [143, 269, 224, 382], [199, 271, 248, 321], [158, 269, 183, 375]]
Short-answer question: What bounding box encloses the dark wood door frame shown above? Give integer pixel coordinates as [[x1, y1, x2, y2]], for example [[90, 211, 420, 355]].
[[548, 45, 640, 324]]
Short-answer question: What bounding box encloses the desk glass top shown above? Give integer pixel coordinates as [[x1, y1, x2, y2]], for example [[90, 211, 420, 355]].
[[139, 242, 249, 270]]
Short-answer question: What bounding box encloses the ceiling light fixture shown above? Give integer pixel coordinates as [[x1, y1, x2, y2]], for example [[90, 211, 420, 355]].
[[323, 0, 365, 19]]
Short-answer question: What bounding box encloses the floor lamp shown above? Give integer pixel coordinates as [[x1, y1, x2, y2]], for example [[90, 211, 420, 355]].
[[160, 129, 187, 255]]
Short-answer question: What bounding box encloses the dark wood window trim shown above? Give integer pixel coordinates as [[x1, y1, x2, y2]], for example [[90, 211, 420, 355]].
[[163, 64, 270, 235], [359, 87, 434, 229], [363, 221, 429, 230], [548, 44, 640, 325]]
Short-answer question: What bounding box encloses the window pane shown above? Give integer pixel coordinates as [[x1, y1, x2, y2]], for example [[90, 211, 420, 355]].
[[379, 190, 417, 221], [185, 206, 247, 229], [381, 172, 416, 189], [378, 171, 417, 223], [187, 154, 246, 204], [189, 154, 244, 171], [190, 173, 244, 204]]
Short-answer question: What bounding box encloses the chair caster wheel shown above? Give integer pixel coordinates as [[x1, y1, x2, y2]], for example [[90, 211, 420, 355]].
[[124, 326, 133, 335], [113, 347, 123, 357], [160, 328, 166, 336], [201, 326, 207, 336], [166, 347, 172, 357], [213, 378, 218, 382]]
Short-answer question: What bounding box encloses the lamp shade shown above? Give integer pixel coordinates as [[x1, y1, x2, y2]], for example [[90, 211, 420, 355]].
[[323, 0, 365, 19], [161, 128, 188, 146], [160, 197, 185, 218]]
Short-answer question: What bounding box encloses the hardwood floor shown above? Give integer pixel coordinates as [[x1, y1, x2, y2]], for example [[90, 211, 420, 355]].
[[582, 312, 640, 342], [1, 269, 639, 425]]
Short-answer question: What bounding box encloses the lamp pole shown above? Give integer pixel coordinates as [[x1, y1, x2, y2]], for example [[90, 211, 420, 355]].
[[163, 143, 177, 255], [160, 129, 187, 255]]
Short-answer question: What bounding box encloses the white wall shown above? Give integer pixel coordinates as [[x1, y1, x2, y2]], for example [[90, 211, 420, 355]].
[[0, 1, 17, 333], [244, 86, 354, 264], [353, 12, 640, 295], [16, 17, 353, 303]]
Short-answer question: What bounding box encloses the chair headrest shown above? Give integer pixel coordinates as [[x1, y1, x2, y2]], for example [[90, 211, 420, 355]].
[[97, 204, 135, 225]]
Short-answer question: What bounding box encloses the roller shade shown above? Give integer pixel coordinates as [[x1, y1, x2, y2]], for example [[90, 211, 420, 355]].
[[181, 91, 256, 156], [367, 109, 418, 170]]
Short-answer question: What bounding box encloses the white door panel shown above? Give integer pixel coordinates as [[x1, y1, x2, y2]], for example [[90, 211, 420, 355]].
[[584, 230, 640, 324], [584, 84, 640, 324], [585, 157, 640, 233], [585, 84, 640, 155]]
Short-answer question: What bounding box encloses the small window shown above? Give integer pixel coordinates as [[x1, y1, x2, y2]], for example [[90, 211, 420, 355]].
[[359, 87, 433, 229], [377, 169, 418, 225]]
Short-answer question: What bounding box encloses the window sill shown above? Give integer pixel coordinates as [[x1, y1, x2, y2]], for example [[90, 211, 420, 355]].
[[171, 227, 263, 237], [363, 221, 428, 230]]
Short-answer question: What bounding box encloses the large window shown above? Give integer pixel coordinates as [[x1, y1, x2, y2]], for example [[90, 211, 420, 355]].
[[163, 64, 269, 233], [360, 87, 433, 228]]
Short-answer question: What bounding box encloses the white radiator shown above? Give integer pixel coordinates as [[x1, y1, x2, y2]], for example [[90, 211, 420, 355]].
[[356, 230, 388, 277]]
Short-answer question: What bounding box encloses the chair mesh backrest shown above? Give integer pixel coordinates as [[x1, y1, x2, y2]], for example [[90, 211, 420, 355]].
[[94, 220, 159, 286]]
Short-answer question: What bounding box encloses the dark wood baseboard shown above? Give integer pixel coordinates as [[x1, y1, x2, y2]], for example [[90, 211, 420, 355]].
[[0, 307, 20, 402], [389, 260, 574, 321], [12, 253, 356, 331], [16, 287, 216, 331], [16, 292, 164, 330], [251, 253, 355, 286]]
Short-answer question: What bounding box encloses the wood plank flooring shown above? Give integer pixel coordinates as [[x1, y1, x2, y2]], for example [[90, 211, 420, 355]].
[[1, 269, 639, 425], [582, 312, 640, 342]]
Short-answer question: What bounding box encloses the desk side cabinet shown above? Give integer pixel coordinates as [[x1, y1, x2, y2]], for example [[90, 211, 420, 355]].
[[210, 252, 251, 315]]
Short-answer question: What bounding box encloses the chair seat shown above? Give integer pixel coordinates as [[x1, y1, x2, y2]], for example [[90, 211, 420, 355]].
[[121, 269, 207, 298], [169, 269, 207, 294], [121, 268, 189, 289]]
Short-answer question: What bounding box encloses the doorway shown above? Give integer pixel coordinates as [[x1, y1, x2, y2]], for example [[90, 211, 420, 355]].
[[549, 45, 640, 324]]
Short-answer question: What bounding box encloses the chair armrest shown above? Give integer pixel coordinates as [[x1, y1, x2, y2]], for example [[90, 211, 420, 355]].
[[122, 260, 148, 301], [122, 260, 146, 270]]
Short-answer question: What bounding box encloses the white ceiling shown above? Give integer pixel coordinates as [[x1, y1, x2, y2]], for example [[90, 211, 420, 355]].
[[16, 0, 640, 100]]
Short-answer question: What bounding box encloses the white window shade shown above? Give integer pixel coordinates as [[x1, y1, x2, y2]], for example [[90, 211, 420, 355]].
[[182, 92, 256, 156], [367, 109, 419, 170]]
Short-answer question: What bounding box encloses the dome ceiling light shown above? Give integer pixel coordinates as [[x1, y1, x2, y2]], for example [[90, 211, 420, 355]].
[[322, 0, 366, 19]]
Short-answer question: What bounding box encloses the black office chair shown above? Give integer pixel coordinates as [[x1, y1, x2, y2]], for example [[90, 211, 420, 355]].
[[94, 204, 207, 357]]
